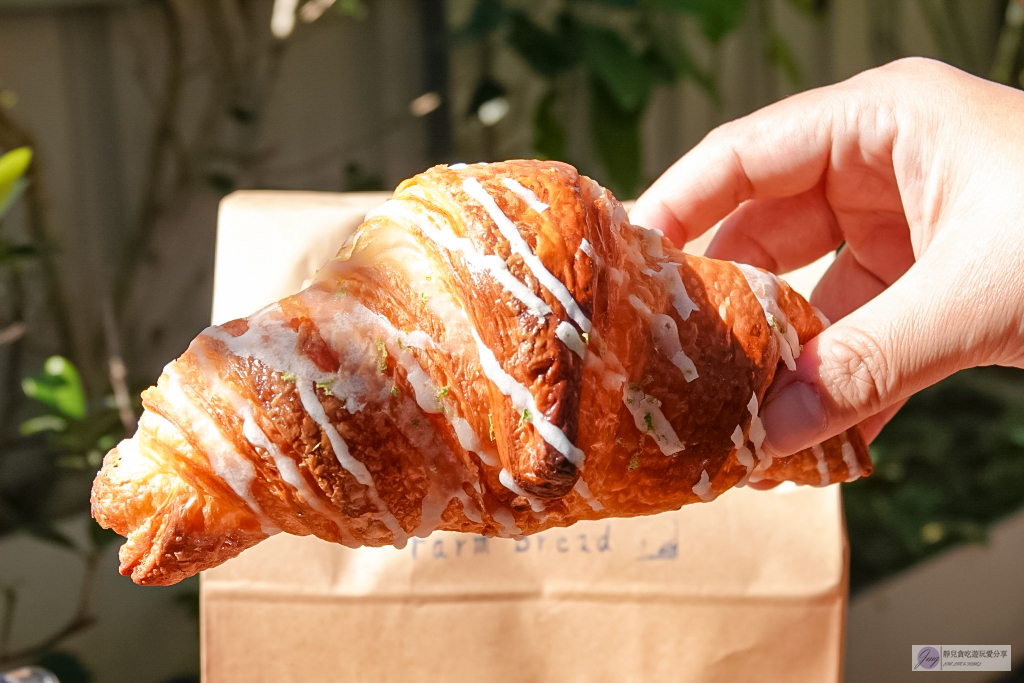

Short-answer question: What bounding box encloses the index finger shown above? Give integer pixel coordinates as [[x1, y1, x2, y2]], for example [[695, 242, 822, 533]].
[[630, 86, 843, 247]]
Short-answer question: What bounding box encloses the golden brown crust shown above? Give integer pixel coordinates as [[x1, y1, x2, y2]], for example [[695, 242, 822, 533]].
[[91, 159, 871, 585]]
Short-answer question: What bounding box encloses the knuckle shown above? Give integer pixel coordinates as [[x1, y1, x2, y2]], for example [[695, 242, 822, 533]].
[[822, 328, 894, 416]]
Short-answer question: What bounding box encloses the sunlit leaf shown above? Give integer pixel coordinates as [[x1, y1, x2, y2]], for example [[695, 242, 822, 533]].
[[533, 90, 567, 160], [454, 0, 505, 43], [20, 414, 68, 436], [0, 146, 31, 218], [506, 10, 576, 76], [589, 76, 643, 198], [766, 31, 802, 88], [22, 355, 87, 420], [577, 23, 651, 111], [656, 0, 749, 43]]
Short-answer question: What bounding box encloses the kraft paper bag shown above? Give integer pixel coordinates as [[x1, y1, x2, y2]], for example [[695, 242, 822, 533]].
[[201, 190, 847, 683]]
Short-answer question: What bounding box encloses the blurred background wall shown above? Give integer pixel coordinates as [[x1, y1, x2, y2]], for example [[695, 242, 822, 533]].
[[0, 1, 1022, 682]]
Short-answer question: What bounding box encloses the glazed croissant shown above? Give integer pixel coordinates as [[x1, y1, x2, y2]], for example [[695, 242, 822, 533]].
[[92, 160, 871, 586]]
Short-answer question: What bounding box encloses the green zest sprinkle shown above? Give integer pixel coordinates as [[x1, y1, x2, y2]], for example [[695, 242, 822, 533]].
[[643, 374, 653, 386], [437, 385, 449, 398], [430, 465, 437, 472], [582, 332, 590, 344], [316, 379, 334, 395], [336, 288, 347, 297], [628, 453, 640, 471], [398, 337, 406, 351], [488, 413, 495, 441], [281, 371, 296, 383], [628, 382, 641, 392], [419, 293, 428, 306], [391, 385, 399, 396], [375, 338, 387, 372], [520, 408, 533, 424], [768, 314, 786, 334], [643, 412, 654, 432], [626, 397, 634, 405]]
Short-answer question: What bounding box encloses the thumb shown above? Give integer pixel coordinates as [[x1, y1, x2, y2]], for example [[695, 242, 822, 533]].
[[760, 252, 974, 456]]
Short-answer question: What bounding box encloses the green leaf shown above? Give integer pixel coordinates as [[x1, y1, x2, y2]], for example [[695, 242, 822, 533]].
[[784, 0, 827, 15], [90, 519, 122, 551], [506, 10, 576, 76], [454, 0, 506, 43], [579, 0, 639, 6], [0, 238, 39, 263], [20, 414, 69, 436], [647, 29, 717, 99], [589, 76, 643, 199], [22, 355, 87, 420], [577, 23, 652, 112], [766, 31, 803, 89], [657, 0, 749, 43], [36, 651, 93, 683], [0, 146, 31, 218], [533, 90, 567, 160], [466, 78, 507, 118]]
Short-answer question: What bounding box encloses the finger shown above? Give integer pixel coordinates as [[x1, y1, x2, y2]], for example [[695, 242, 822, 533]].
[[630, 86, 844, 246], [858, 398, 909, 444], [809, 245, 890, 323], [758, 248, 974, 457], [746, 480, 781, 491], [704, 178, 843, 273]]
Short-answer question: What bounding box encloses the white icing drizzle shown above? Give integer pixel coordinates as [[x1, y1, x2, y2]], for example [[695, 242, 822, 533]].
[[628, 294, 699, 382], [370, 202, 552, 320], [296, 380, 408, 547], [692, 469, 716, 502], [585, 349, 628, 392], [579, 238, 594, 257], [812, 443, 830, 486], [463, 177, 592, 333], [501, 177, 549, 213], [574, 477, 604, 511], [623, 384, 684, 455], [449, 162, 467, 169], [731, 424, 755, 476], [470, 327, 586, 467], [161, 363, 269, 526], [840, 433, 863, 481], [555, 320, 587, 359], [491, 507, 521, 537], [498, 468, 546, 514], [454, 489, 483, 524], [651, 262, 699, 321], [812, 306, 831, 329], [735, 263, 801, 372], [747, 392, 769, 468]]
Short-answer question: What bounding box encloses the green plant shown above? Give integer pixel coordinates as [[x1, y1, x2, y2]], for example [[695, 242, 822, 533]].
[[455, 0, 819, 197], [844, 367, 1024, 593]]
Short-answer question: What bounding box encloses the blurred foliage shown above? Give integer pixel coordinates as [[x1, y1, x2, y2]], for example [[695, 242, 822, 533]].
[[845, 367, 1024, 593], [455, 0, 816, 197]]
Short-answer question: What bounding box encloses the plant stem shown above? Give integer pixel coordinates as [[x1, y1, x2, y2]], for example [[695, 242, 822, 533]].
[[112, 0, 186, 317], [0, 108, 80, 370], [0, 549, 100, 667]]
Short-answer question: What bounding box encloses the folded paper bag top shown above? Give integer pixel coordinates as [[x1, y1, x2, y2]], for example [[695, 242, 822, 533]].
[[200, 189, 848, 683]]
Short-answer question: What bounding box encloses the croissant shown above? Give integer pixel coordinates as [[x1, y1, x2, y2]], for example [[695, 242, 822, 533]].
[[91, 160, 871, 586]]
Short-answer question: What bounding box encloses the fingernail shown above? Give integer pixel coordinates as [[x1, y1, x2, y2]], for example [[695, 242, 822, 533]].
[[761, 381, 826, 456]]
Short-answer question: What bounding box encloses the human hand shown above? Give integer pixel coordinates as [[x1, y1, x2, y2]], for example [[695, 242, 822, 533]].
[[631, 57, 1024, 458]]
